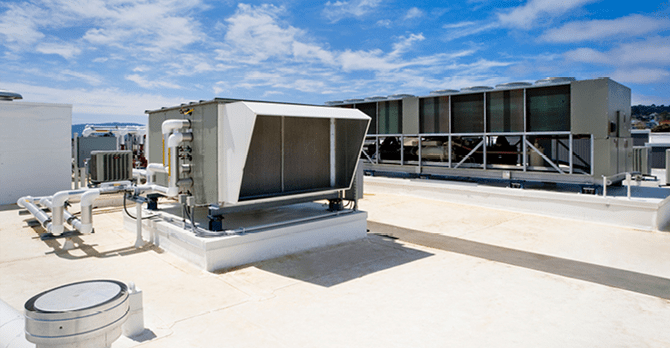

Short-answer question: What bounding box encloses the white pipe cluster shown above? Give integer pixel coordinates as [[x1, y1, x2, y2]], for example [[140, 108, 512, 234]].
[[19, 119, 192, 242], [17, 181, 132, 236]]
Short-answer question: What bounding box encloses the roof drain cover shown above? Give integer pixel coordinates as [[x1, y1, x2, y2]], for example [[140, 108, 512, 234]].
[[25, 280, 129, 348]]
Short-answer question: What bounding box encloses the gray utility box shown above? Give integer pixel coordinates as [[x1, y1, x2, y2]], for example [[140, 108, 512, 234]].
[[76, 136, 118, 168], [571, 78, 632, 178], [146, 99, 370, 206]]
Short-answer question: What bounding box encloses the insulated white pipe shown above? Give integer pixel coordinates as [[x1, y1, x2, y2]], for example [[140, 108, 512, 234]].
[[63, 209, 83, 233], [132, 169, 147, 180], [167, 131, 193, 148], [161, 119, 191, 193], [135, 184, 171, 196], [161, 119, 190, 135], [146, 163, 167, 185], [135, 201, 143, 248], [42, 196, 86, 234], [16, 197, 51, 229], [49, 190, 87, 235], [79, 190, 100, 234], [44, 183, 131, 235]]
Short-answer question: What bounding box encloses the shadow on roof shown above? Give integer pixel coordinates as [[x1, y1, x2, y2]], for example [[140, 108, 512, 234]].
[[246, 233, 434, 288], [368, 221, 670, 300]]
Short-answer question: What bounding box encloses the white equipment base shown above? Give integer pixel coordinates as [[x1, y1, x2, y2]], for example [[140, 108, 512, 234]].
[[123, 203, 367, 272]]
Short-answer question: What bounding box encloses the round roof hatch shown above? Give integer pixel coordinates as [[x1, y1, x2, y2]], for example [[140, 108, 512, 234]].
[[0, 89, 22, 101], [25, 280, 129, 348], [535, 77, 576, 85], [387, 94, 415, 99], [364, 96, 387, 101], [460, 86, 494, 92], [495, 82, 533, 89], [429, 89, 459, 96]]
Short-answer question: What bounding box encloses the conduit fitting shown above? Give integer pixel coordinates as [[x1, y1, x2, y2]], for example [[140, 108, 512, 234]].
[[181, 163, 192, 174]]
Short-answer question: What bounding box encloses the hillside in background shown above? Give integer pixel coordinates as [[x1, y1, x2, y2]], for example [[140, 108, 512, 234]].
[[72, 122, 145, 137], [632, 105, 670, 116]]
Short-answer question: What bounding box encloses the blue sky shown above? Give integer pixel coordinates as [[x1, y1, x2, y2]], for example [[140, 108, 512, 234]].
[[1, 0, 669, 124]]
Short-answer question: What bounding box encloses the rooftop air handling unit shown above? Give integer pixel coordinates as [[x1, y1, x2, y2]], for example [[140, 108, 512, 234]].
[[145, 99, 370, 209]]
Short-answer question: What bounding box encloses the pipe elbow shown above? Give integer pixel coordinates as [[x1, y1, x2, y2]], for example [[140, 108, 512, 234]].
[[51, 190, 71, 207], [49, 224, 64, 235], [17, 196, 31, 208], [167, 131, 193, 148], [79, 223, 93, 234], [80, 190, 100, 207], [147, 163, 167, 174], [161, 119, 191, 135], [39, 197, 52, 209], [165, 187, 180, 197]]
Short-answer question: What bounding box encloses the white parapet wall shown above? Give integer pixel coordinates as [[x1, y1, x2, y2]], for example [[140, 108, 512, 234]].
[[123, 203, 368, 271], [0, 101, 72, 205], [365, 176, 670, 232]]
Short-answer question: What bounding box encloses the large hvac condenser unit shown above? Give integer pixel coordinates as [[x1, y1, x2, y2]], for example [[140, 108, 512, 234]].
[[146, 99, 370, 208]]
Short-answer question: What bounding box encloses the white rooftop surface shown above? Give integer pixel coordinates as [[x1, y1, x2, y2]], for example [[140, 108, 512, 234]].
[[2, 183, 670, 347]]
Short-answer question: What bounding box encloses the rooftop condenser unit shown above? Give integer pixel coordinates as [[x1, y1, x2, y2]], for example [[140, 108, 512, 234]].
[[146, 100, 371, 207], [89, 150, 133, 184]]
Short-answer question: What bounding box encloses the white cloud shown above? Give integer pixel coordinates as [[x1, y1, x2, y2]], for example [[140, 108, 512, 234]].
[[443, 21, 499, 41], [35, 42, 82, 60], [610, 68, 670, 84], [443, 21, 477, 29], [391, 34, 425, 57], [61, 70, 103, 86], [292, 42, 336, 65], [565, 37, 670, 66], [564, 37, 670, 84], [564, 47, 609, 64], [1, 0, 206, 58], [497, 0, 598, 29], [323, 0, 382, 23], [0, 3, 47, 49], [404, 7, 424, 20], [376, 19, 392, 28], [541, 14, 670, 43], [83, 28, 129, 46], [218, 4, 300, 64], [1, 82, 183, 117], [125, 74, 181, 89]]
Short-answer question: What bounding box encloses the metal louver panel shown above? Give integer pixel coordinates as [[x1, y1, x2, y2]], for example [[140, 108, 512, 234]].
[[89, 150, 133, 183]]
